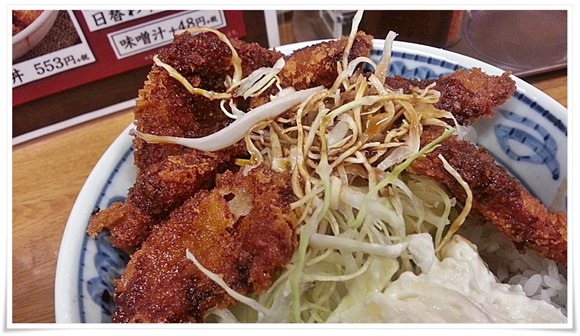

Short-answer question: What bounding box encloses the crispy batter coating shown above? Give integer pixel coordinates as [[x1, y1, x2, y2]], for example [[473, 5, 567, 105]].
[[88, 33, 282, 248], [278, 31, 373, 90], [87, 148, 243, 248], [133, 33, 284, 171], [384, 68, 516, 125], [89, 33, 377, 322], [408, 126, 567, 265], [89, 32, 374, 250], [112, 166, 297, 323], [391, 69, 565, 264]]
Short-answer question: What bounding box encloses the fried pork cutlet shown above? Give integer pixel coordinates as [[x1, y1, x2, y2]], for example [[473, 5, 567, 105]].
[[408, 126, 567, 265], [88, 33, 282, 248], [88, 32, 375, 249], [133, 32, 285, 171], [393, 70, 567, 264], [248, 31, 373, 108], [385, 69, 568, 264], [384, 68, 516, 125], [87, 147, 244, 249], [112, 166, 297, 323], [278, 31, 373, 90]]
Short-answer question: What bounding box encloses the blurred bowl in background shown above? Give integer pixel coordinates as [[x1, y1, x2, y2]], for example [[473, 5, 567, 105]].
[[463, 10, 567, 70], [13, 10, 59, 60]]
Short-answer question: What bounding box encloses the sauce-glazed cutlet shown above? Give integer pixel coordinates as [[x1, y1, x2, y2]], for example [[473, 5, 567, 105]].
[[384, 68, 516, 125], [89, 32, 377, 322], [390, 69, 567, 265], [112, 165, 297, 323], [88, 32, 375, 249], [408, 126, 567, 265], [133, 32, 285, 171], [278, 31, 373, 90], [87, 146, 244, 248], [88, 33, 283, 248], [248, 31, 373, 108]]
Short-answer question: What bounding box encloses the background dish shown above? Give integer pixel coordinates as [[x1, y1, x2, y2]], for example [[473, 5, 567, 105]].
[[12, 10, 59, 60], [461, 10, 567, 75], [54, 40, 568, 323]]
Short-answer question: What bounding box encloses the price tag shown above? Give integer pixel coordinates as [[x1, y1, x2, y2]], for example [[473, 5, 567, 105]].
[[12, 11, 95, 89]]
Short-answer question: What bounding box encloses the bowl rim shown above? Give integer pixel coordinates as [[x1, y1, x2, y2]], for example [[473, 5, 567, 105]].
[[12, 10, 58, 44]]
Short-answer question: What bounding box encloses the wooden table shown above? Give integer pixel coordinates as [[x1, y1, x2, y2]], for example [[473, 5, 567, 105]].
[[11, 69, 568, 323]]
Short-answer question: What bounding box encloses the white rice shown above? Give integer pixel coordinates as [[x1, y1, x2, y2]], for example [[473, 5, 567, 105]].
[[458, 219, 567, 316]]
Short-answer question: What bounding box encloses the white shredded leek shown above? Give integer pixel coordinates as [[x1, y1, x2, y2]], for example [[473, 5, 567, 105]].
[[231, 58, 286, 99], [185, 249, 269, 316], [375, 31, 398, 84], [133, 86, 324, 151], [341, 10, 364, 69]]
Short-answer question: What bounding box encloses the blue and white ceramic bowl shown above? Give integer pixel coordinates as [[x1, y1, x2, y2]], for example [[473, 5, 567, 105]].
[[54, 40, 568, 323]]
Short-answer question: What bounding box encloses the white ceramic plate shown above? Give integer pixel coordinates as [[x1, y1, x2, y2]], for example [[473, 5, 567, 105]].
[[54, 40, 568, 323]]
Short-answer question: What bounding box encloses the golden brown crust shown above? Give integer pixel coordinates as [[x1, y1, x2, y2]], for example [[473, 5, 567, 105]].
[[88, 33, 282, 248], [133, 33, 283, 171], [87, 148, 243, 248], [87, 29, 567, 325], [278, 31, 373, 90], [408, 126, 567, 265], [112, 166, 297, 323], [384, 68, 516, 125], [87, 201, 152, 247]]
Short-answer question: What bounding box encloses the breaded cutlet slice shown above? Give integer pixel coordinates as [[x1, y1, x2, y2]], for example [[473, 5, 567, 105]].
[[384, 68, 516, 126], [278, 31, 373, 90], [87, 147, 243, 248], [112, 165, 297, 323], [133, 32, 285, 171], [409, 126, 567, 265]]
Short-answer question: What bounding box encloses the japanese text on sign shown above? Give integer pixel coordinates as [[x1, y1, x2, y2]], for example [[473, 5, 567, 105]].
[[82, 10, 160, 32], [12, 44, 95, 88], [108, 10, 226, 59]]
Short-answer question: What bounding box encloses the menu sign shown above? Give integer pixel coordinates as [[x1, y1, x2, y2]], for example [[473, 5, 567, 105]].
[[81, 10, 161, 31], [12, 9, 255, 138], [12, 11, 95, 89], [12, 10, 246, 106], [12, 46, 95, 88], [107, 10, 227, 59]]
